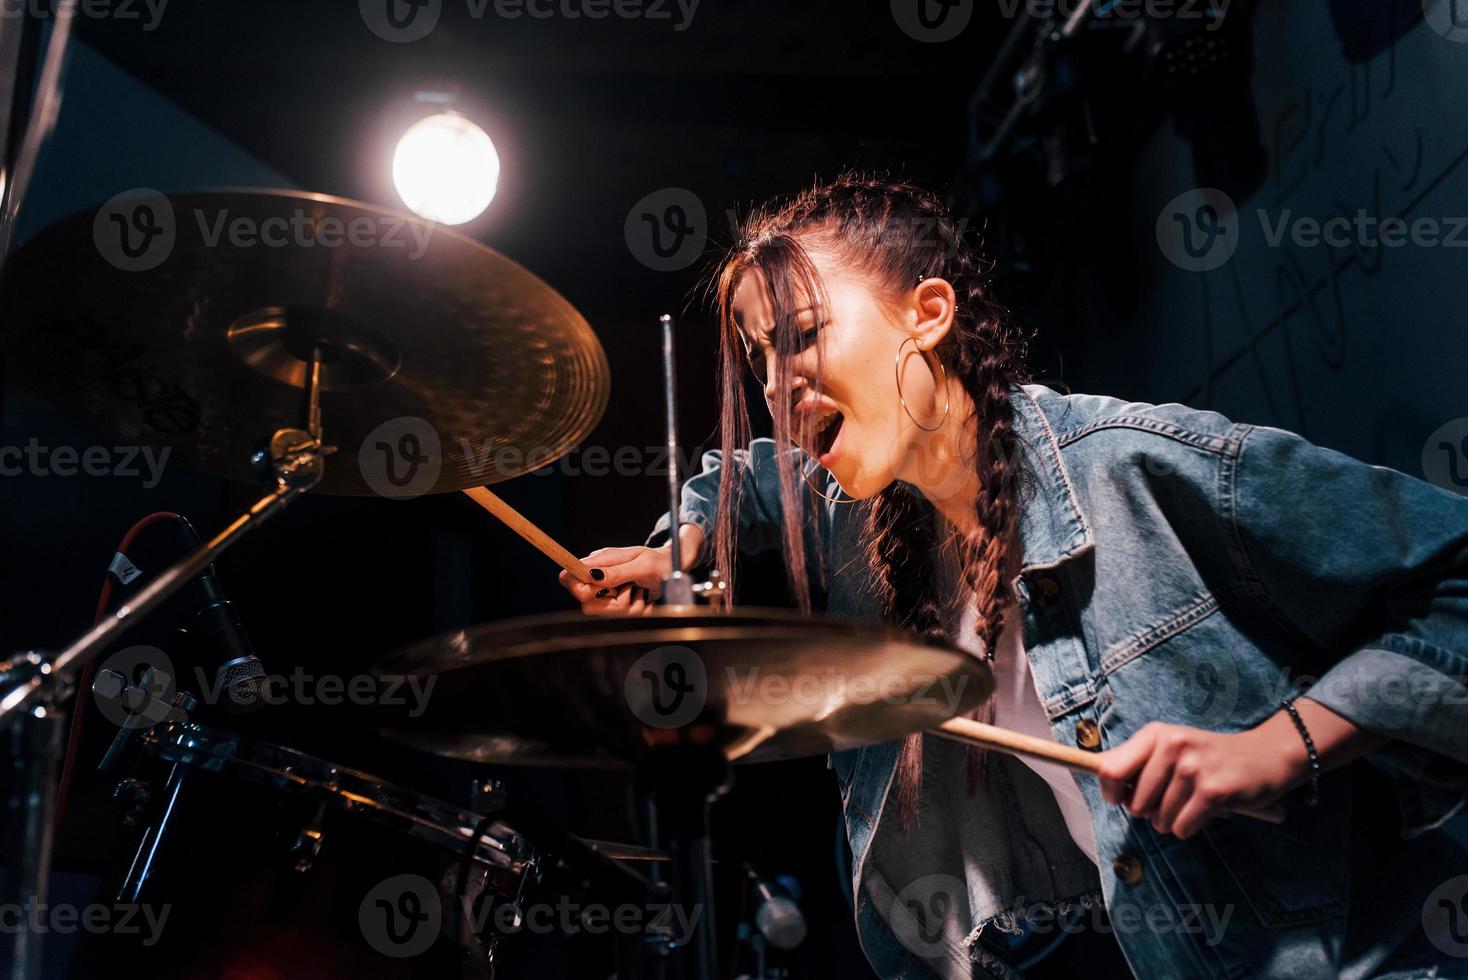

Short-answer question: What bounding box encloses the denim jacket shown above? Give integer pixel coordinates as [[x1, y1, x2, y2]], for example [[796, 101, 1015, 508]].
[[647, 383, 1468, 979]]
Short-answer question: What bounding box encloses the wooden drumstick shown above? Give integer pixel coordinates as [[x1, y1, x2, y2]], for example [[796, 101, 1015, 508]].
[[462, 486, 596, 584], [936, 717, 1286, 825]]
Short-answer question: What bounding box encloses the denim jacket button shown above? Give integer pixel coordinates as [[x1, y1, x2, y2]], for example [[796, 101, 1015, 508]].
[[1032, 575, 1060, 605], [1113, 853, 1144, 885], [1075, 718, 1102, 751]]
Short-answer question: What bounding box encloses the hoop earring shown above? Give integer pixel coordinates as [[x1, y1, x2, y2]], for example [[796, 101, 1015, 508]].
[[895, 336, 950, 432], [802, 457, 856, 505]]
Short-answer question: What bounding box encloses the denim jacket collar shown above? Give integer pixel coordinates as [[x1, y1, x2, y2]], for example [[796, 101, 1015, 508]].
[[969, 383, 1096, 580]]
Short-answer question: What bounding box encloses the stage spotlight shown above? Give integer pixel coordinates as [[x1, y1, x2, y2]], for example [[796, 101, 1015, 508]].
[[392, 112, 500, 225]]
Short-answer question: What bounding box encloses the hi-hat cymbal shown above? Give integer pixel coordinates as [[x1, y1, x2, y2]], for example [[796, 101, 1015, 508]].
[[2, 189, 608, 495], [373, 607, 993, 767]]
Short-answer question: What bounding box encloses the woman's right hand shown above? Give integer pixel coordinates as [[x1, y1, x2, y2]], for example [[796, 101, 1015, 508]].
[[558, 524, 705, 616]]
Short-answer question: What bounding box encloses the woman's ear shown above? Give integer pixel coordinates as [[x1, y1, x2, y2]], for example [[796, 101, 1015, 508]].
[[911, 276, 957, 351]]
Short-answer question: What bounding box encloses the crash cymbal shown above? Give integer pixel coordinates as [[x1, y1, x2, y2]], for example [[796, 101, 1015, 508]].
[[2, 189, 608, 495], [373, 607, 993, 767]]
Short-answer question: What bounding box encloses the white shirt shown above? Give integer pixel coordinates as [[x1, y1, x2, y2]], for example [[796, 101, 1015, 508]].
[[934, 538, 1099, 865]]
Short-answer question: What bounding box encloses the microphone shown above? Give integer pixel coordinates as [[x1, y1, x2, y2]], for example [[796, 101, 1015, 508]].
[[183, 563, 267, 713], [748, 866, 806, 951]]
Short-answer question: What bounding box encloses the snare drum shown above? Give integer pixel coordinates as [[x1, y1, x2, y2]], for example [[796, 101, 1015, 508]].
[[82, 722, 539, 979]]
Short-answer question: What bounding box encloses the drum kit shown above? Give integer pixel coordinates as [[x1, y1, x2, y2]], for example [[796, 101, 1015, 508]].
[[0, 189, 1266, 980]]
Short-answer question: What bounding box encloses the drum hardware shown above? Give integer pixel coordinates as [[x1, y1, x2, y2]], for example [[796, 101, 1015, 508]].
[[690, 570, 728, 609], [94, 665, 196, 771], [0, 187, 613, 979], [288, 800, 330, 873], [0, 338, 335, 968], [658, 313, 697, 607]]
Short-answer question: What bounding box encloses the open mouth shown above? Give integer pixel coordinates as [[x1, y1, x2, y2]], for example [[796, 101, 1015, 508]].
[[814, 409, 844, 460]]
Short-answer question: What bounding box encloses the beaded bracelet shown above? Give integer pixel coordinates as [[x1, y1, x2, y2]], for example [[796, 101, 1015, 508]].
[[1281, 698, 1320, 807]]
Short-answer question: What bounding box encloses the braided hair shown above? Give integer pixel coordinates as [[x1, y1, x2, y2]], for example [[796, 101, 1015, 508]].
[[709, 172, 1034, 828]]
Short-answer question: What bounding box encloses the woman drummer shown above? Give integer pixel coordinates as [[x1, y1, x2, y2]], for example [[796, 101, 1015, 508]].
[[559, 173, 1468, 978]]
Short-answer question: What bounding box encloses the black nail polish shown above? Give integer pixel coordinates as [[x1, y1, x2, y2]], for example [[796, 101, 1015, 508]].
[[590, 568, 605, 581], [595, 588, 611, 598]]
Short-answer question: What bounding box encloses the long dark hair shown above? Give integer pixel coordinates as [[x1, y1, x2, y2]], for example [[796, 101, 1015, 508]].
[[708, 173, 1034, 827]]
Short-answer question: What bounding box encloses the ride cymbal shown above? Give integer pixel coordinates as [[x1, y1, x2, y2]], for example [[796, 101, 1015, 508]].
[[374, 607, 994, 767]]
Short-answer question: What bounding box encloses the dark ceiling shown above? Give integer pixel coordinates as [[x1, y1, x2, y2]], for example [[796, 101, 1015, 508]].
[[73, 0, 1005, 329]]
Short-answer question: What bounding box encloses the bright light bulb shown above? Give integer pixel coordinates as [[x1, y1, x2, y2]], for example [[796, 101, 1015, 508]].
[[392, 112, 500, 225]]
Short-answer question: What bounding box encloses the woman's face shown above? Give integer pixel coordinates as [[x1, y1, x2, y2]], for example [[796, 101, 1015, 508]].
[[731, 247, 957, 500]]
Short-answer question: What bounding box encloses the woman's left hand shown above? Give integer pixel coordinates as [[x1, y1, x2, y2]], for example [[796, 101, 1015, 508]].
[[1095, 720, 1306, 839]]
